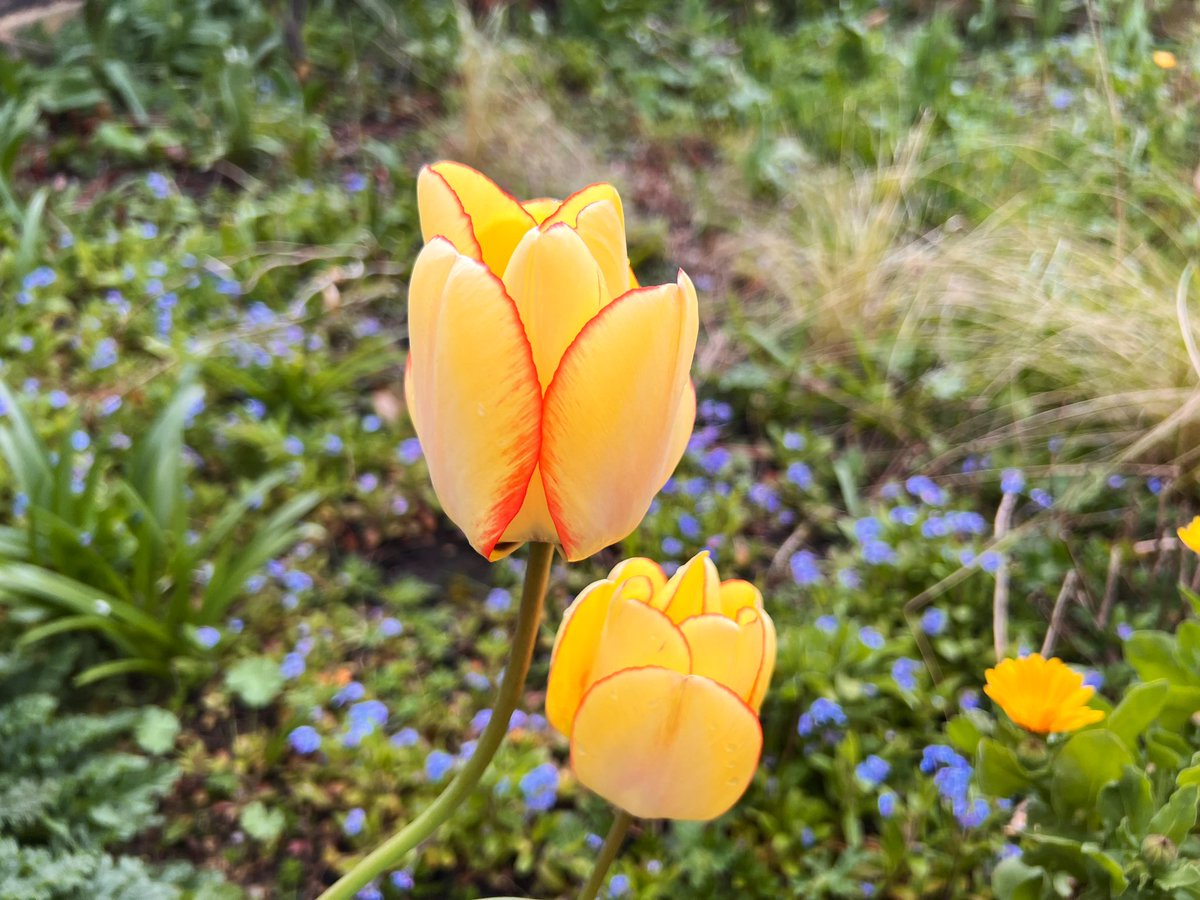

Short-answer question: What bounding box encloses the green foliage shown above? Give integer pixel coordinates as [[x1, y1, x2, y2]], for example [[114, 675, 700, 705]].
[[0, 638, 233, 898], [0, 376, 318, 685]]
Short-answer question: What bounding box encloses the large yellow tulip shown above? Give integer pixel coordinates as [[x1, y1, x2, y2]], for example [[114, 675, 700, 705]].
[[545, 552, 775, 820], [405, 161, 697, 562]]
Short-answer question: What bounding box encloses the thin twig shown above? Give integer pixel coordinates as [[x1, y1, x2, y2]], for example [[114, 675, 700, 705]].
[[992, 492, 1018, 661], [1041, 570, 1079, 658]]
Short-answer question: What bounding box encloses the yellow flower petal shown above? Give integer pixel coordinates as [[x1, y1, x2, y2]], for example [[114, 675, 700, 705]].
[[983, 654, 1104, 735], [572, 199, 631, 303], [522, 197, 560, 224], [609, 557, 668, 595], [571, 667, 763, 821], [502, 223, 605, 391], [544, 182, 625, 231], [748, 607, 777, 712], [491, 466, 558, 554], [1178, 516, 1200, 555], [657, 379, 695, 489], [418, 161, 536, 276], [654, 550, 721, 623], [407, 248, 542, 557], [416, 165, 482, 261], [591, 590, 691, 685], [540, 272, 698, 560], [719, 579, 763, 618], [546, 579, 618, 736], [679, 610, 764, 703], [1153, 50, 1177, 70]]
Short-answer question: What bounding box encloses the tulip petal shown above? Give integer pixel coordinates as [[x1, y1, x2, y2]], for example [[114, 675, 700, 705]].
[[416, 166, 483, 261], [748, 607, 777, 713], [545, 183, 625, 231], [591, 593, 691, 685], [573, 200, 630, 302], [571, 667, 763, 821], [546, 579, 618, 736], [522, 197, 560, 224], [492, 466, 559, 553], [679, 610, 766, 703], [419, 161, 536, 275], [502, 223, 605, 391], [409, 252, 542, 557], [541, 273, 699, 560], [719, 579, 764, 618], [655, 551, 721, 623], [609, 557, 668, 595], [658, 380, 695, 488]]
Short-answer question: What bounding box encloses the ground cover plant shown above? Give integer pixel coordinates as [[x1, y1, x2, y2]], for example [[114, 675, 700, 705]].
[[2, 0, 1200, 897]]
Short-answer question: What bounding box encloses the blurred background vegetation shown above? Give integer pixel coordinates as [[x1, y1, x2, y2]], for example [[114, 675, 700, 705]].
[[1, 0, 1200, 897]]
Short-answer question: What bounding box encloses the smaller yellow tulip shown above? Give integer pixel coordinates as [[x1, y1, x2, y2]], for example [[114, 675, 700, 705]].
[[983, 654, 1104, 735], [546, 552, 775, 821], [1178, 516, 1200, 554]]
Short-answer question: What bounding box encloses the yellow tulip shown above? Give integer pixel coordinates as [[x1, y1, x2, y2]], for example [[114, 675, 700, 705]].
[[545, 552, 775, 820], [405, 161, 697, 562]]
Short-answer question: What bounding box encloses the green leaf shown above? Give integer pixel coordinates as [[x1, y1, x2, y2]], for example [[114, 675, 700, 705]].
[[1125, 631, 1194, 685], [225, 657, 284, 708], [1107, 680, 1168, 750], [992, 856, 1045, 900], [1147, 784, 1200, 845], [135, 708, 181, 755], [1052, 730, 1133, 818], [1098, 766, 1153, 839], [947, 714, 983, 756], [239, 800, 285, 844], [976, 738, 1032, 797]]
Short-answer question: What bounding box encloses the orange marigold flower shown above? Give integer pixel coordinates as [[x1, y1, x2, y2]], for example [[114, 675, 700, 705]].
[[1178, 516, 1200, 554], [1153, 50, 1177, 70], [983, 654, 1104, 735]]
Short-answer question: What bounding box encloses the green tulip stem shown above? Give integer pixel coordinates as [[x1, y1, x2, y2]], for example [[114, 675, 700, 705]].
[[578, 809, 635, 900], [319, 541, 555, 900]]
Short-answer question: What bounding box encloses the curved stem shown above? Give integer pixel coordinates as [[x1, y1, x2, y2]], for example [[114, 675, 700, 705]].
[[578, 809, 634, 900], [320, 542, 555, 900]]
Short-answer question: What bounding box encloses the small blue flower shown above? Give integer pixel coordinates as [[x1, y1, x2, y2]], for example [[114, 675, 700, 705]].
[[1107, 474, 1126, 489], [70, 430, 90, 452], [979, 551, 1002, 573], [390, 870, 414, 890], [425, 750, 455, 782], [861, 540, 896, 566], [1117, 623, 1133, 640], [677, 513, 701, 539], [748, 483, 780, 512], [891, 657, 919, 692], [855, 754, 890, 788], [1148, 476, 1164, 495], [470, 709, 492, 734], [357, 473, 379, 493], [853, 517, 882, 542], [398, 438, 423, 464], [362, 414, 382, 433], [921, 607, 947, 635], [465, 671, 491, 691], [837, 568, 862, 589], [391, 727, 419, 748], [1030, 488, 1053, 509], [48, 390, 70, 409], [23, 266, 56, 290], [355, 886, 381, 900], [801, 827, 815, 847], [323, 434, 344, 454], [485, 588, 512, 614], [878, 792, 897, 818], [333, 681, 366, 706], [815, 614, 838, 633], [380, 617, 403, 637], [608, 874, 631, 897], [782, 431, 805, 451], [288, 725, 321, 754], [91, 338, 118, 370], [701, 447, 731, 474], [146, 172, 171, 198], [905, 475, 946, 506], [1049, 88, 1073, 110], [343, 807, 366, 837], [888, 506, 918, 526], [283, 436, 304, 456], [661, 536, 684, 557], [956, 798, 989, 828], [786, 461, 813, 489], [1000, 468, 1025, 494], [858, 626, 885, 650], [789, 550, 822, 586], [282, 570, 313, 593], [195, 626, 221, 648], [345, 172, 368, 192], [281, 653, 306, 679], [519, 762, 559, 812], [797, 698, 846, 736]]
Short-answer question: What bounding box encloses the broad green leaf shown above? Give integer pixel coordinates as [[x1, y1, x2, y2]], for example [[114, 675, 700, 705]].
[[225, 657, 284, 708], [1098, 766, 1153, 839], [1107, 680, 1168, 751], [239, 800, 286, 844], [1125, 631, 1194, 685], [1147, 784, 1200, 845], [947, 714, 983, 756], [1052, 730, 1133, 817], [976, 738, 1032, 797], [992, 856, 1045, 900], [136, 708, 181, 755]]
